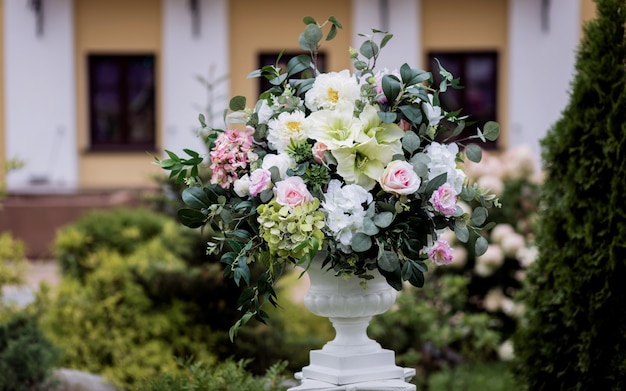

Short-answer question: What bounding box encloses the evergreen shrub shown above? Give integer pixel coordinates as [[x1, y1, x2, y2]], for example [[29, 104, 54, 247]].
[[0, 313, 59, 391], [136, 358, 289, 391], [513, 0, 626, 389]]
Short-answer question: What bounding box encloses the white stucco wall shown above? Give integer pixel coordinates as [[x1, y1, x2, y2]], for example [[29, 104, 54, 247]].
[[162, 0, 230, 157], [507, 0, 580, 163], [4, 0, 76, 191], [351, 0, 421, 71]]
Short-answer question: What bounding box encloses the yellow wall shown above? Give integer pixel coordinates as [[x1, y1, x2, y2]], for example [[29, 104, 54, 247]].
[[229, 0, 353, 105], [75, 0, 162, 189], [0, 0, 5, 184], [580, 0, 597, 37], [421, 0, 509, 147]]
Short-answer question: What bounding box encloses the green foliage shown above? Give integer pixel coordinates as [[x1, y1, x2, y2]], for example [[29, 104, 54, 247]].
[[0, 232, 27, 289], [370, 275, 501, 387], [54, 207, 197, 280], [0, 313, 59, 391], [428, 361, 515, 391], [137, 358, 289, 391], [512, 1, 626, 390], [36, 247, 220, 390]]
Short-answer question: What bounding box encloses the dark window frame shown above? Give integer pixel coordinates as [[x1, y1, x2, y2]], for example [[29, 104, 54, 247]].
[[427, 51, 499, 149], [87, 53, 157, 152]]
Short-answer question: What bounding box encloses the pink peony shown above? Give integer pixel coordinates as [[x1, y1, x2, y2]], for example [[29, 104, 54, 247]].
[[379, 160, 421, 195], [429, 183, 458, 215], [274, 176, 313, 207], [248, 168, 272, 196], [428, 239, 454, 266]]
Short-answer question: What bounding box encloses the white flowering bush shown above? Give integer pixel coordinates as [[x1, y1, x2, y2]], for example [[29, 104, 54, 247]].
[[157, 16, 500, 338]]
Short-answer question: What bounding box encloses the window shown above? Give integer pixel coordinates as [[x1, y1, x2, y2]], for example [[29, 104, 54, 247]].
[[428, 52, 498, 149], [257, 52, 326, 96], [88, 54, 156, 151]]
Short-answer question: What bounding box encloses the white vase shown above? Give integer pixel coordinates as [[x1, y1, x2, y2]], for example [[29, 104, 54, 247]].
[[289, 259, 416, 391]]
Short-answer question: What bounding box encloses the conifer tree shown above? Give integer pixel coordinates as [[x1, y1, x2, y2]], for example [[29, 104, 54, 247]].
[[513, 0, 626, 389]]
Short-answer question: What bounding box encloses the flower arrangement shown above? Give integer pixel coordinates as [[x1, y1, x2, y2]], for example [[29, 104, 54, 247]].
[[157, 16, 500, 338]]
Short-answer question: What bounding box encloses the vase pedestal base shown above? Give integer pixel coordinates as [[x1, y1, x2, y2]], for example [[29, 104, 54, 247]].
[[288, 368, 416, 391]]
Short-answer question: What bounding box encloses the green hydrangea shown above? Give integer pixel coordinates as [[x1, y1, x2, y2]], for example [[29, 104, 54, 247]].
[[257, 198, 325, 260]]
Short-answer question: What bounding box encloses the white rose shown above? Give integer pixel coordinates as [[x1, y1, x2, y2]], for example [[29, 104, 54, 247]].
[[233, 174, 251, 197], [262, 153, 294, 180], [255, 99, 274, 124], [426, 142, 465, 193]]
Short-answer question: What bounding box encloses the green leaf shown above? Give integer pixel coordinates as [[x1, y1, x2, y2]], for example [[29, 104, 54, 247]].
[[382, 75, 402, 103], [398, 104, 423, 124], [177, 208, 207, 228], [483, 121, 500, 141], [229, 96, 246, 111], [373, 211, 394, 228], [451, 121, 465, 138], [360, 40, 379, 59], [326, 24, 338, 41], [299, 33, 317, 51], [377, 111, 397, 123], [378, 251, 400, 272], [475, 236, 489, 257], [182, 186, 211, 209], [328, 16, 343, 28], [402, 131, 421, 154], [470, 206, 488, 226], [424, 173, 448, 197], [465, 144, 482, 163], [454, 222, 469, 243], [410, 153, 430, 178], [380, 33, 394, 48], [302, 16, 317, 25], [303, 24, 323, 44], [286, 55, 311, 77], [351, 233, 372, 252]]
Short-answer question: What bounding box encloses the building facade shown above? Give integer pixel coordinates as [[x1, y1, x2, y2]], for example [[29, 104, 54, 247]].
[[1, 0, 595, 192]]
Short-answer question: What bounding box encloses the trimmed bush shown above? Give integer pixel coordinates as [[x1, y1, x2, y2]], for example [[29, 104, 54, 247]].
[[54, 207, 198, 280], [512, 1, 626, 389], [36, 246, 220, 390]]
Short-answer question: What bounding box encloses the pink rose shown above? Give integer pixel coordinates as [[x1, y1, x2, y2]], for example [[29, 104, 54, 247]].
[[379, 160, 421, 195], [274, 176, 313, 207], [429, 183, 458, 215], [398, 119, 412, 131], [312, 142, 329, 164], [428, 239, 454, 266], [249, 168, 272, 196]]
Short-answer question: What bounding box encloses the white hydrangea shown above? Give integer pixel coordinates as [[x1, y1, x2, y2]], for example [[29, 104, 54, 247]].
[[425, 141, 466, 193], [305, 69, 361, 112], [321, 179, 373, 252], [267, 110, 308, 153]]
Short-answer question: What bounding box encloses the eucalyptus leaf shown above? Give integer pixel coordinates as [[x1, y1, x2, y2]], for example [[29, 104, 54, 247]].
[[483, 121, 500, 141], [454, 223, 470, 243], [474, 236, 489, 257], [351, 233, 372, 252], [229, 96, 246, 111], [470, 206, 488, 226], [465, 144, 483, 163], [304, 24, 323, 44], [378, 251, 400, 272], [398, 104, 423, 124], [380, 33, 394, 48], [373, 211, 394, 228], [360, 40, 379, 59], [402, 131, 421, 154], [286, 55, 311, 77], [378, 111, 397, 123]]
